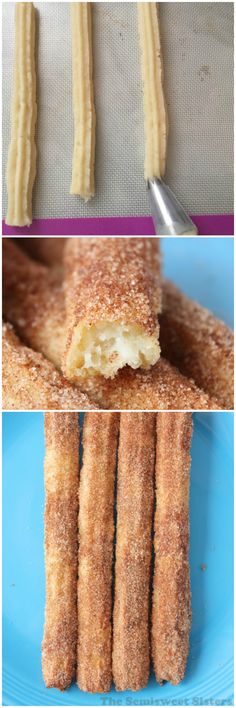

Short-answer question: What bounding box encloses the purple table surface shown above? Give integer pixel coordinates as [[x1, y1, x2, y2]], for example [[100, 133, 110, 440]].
[[2, 214, 233, 236]]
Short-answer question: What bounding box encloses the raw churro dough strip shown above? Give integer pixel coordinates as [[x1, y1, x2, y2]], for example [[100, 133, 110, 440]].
[[77, 413, 119, 692], [160, 280, 234, 409], [64, 237, 162, 380], [2, 323, 96, 411], [70, 3, 96, 199], [138, 2, 167, 180], [3, 239, 66, 369], [152, 413, 192, 685], [6, 2, 37, 226], [42, 413, 79, 690], [113, 413, 155, 691]]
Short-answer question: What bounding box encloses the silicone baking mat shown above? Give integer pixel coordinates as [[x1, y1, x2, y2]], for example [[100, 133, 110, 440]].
[[3, 412, 234, 705], [2, 2, 234, 235]]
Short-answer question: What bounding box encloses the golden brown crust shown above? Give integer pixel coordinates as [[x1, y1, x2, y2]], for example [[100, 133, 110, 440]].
[[3, 239, 65, 369], [112, 413, 156, 691], [160, 280, 234, 409], [63, 237, 162, 377], [77, 413, 119, 692], [152, 413, 192, 685], [42, 413, 79, 690], [2, 322, 96, 410], [83, 357, 220, 410]]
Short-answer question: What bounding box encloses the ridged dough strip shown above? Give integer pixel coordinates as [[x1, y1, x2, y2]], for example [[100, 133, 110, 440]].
[[2, 322, 96, 411], [63, 237, 161, 381], [77, 413, 119, 692], [113, 413, 156, 691], [42, 413, 79, 690], [137, 2, 167, 180], [152, 413, 192, 685], [6, 2, 37, 226], [70, 3, 96, 199]]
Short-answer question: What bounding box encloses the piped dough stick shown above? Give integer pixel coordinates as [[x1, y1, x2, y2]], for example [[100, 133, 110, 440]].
[[113, 413, 155, 691], [2, 239, 66, 369], [42, 413, 79, 690], [77, 413, 119, 692], [70, 2, 96, 199], [6, 2, 37, 226], [152, 413, 192, 685], [160, 280, 234, 409], [63, 237, 162, 381], [138, 2, 167, 180], [2, 322, 96, 411]]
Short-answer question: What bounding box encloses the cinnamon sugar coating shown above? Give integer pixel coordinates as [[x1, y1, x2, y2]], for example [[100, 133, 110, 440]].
[[42, 414, 79, 690], [112, 413, 156, 691], [2, 323, 96, 410], [160, 280, 234, 409], [83, 357, 220, 410], [77, 413, 119, 692], [152, 413, 192, 685], [3, 239, 65, 369]]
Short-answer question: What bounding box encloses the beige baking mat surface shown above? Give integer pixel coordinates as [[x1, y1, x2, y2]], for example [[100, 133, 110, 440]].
[[2, 2, 233, 219]]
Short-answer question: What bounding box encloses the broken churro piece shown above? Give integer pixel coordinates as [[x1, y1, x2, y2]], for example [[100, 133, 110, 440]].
[[70, 3, 96, 199], [152, 413, 192, 685], [6, 2, 37, 226], [138, 2, 167, 180], [113, 413, 155, 691], [42, 413, 79, 690], [77, 413, 119, 692], [160, 280, 234, 409], [2, 323, 96, 410], [64, 237, 162, 380]]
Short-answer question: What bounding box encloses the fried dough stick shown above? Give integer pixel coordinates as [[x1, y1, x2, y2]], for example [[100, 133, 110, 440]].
[[113, 413, 155, 691], [152, 413, 192, 685], [138, 2, 167, 180], [63, 237, 161, 380], [77, 413, 119, 692], [3, 239, 65, 368], [160, 280, 234, 409], [3, 242, 219, 410], [16, 237, 66, 266], [42, 414, 79, 689], [70, 3, 96, 199], [6, 2, 37, 226], [2, 323, 96, 410]]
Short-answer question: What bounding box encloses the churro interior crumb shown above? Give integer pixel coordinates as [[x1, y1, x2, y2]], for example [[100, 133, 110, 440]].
[[67, 321, 160, 379]]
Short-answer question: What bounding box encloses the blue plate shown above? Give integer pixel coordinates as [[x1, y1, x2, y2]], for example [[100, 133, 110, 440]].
[[2, 412, 234, 706], [162, 237, 233, 328]]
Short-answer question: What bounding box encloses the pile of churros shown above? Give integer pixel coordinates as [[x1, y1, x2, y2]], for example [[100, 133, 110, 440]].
[[42, 411, 192, 692], [2, 237, 233, 411]]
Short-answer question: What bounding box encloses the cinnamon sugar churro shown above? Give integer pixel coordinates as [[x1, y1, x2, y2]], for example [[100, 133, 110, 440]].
[[2, 323, 96, 410], [113, 413, 155, 691], [87, 357, 219, 410], [17, 237, 66, 266], [42, 414, 79, 690], [77, 413, 119, 692], [63, 237, 161, 381], [152, 413, 192, 685], [160, 280, 234, 409], [3, 239, 65, 369]]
